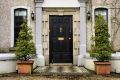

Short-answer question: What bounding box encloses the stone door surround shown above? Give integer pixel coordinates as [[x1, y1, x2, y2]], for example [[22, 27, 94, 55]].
[[35, 0, 87, 66], [42, 8, 80, 65]]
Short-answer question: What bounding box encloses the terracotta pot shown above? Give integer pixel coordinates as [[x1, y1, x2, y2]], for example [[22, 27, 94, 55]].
[[17, 60, 34, 74], [94, 61, 111, 75]]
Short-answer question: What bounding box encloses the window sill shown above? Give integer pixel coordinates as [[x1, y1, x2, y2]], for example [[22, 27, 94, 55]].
[[9, 47, 16, 52]]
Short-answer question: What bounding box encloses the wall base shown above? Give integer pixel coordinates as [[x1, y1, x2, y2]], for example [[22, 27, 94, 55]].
[[0, 53, 16, 74], [78, 55, 84, 66], [37, 55, 45, 66], [83, 53, 120, 73]]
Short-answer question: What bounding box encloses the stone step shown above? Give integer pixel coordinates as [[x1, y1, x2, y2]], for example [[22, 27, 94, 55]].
[[34, 66, 90, 76]]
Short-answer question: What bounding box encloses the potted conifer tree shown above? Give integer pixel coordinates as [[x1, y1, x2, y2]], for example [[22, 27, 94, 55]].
[[90, 15, 112, 75], [16, 21, 36, 74]]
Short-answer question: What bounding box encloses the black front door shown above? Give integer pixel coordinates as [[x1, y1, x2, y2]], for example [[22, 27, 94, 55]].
[[49, 15, 73, 63]]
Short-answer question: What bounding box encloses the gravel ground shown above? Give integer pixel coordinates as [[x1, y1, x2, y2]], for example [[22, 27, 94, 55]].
[[0, 75, 120, 80]]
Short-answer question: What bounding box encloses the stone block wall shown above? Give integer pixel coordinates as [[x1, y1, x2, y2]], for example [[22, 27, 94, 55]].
[[1, 0, 120, 53], [86, 0, 120, 52], [0, 0, 35, 52]]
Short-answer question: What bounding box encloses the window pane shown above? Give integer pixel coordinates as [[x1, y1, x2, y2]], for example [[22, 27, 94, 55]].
[[15, 11, 19, 16], [19, 11, 27, 16], [102, 10, 107, 15], [14, 8, 27, 46], [95, 11, 99, 15], [15, 10, 27, 16], [95, 8, 108, 21]]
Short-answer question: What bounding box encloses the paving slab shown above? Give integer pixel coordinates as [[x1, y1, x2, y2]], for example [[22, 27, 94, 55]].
[[33, 66, 90, 76]]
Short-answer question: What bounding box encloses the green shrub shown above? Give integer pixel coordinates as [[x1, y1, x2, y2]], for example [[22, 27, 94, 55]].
[[16, 21, 36, 61], [90, 15, 112, 62]]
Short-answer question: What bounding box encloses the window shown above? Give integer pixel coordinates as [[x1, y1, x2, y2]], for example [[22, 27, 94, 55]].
[[95, 8, 108, 22], [94, 8, 109, 44], [14, 8, 27, 46]]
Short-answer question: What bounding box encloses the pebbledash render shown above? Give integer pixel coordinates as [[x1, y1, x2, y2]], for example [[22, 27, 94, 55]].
[[0, 0, 120, 73]]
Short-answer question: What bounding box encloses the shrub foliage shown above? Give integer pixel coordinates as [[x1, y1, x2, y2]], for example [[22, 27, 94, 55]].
[[90, 15, 112, 61], [16, 21, 36, 61]]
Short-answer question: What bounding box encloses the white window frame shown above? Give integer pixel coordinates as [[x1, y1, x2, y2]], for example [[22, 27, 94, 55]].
[[11, 6, 30, 47], [92, 6, 111, 41]]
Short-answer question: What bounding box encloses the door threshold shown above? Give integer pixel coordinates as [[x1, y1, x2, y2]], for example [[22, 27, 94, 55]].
[[49, 63, 73, 66]]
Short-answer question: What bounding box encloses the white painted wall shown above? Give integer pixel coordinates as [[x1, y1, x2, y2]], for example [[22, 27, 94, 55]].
[[0, 53, 16, 74], [83, 53, 120, 73], [0, 61, 16, 74], [0, 53, 37, 74], [42, 0, 80, 7]]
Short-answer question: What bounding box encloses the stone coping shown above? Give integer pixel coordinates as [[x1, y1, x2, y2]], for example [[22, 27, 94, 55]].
[[111, 53, 120, 60], [0, 52, 120, 61], [84, 53, 120, 60], [0, 53, 16, 60], [84, 53, 95, 59]]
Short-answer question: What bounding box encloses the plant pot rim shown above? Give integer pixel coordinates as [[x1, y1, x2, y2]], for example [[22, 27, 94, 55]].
[[17, 60, 34, 64], [94, 61, 111, 65]]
